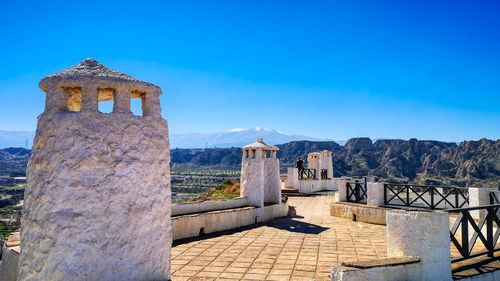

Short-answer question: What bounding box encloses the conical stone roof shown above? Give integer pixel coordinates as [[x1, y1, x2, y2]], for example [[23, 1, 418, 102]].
[[39, 58, 160, 92], [243, 138, 279, 150]]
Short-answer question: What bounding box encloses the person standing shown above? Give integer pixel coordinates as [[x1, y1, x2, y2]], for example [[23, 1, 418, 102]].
[[296, 157, 305, 179]]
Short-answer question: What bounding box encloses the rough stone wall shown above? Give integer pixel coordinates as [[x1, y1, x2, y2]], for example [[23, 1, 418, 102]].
[[19, 110, 171, 281], [240, 156, 264, 207], [264, 158, 281, 204], [0, 232, 20, 281]]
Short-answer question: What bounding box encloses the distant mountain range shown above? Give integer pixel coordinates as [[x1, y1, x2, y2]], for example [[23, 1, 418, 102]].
[[0, 127, 326, 149], [171, 138, 500, 188], [1, 138, 499, 187], [170, 127, 324, 148]]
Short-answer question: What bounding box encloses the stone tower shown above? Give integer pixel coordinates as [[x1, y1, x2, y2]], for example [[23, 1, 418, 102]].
[[307, 152, 320, 173], [240, 138, 281, 207], [307, 150, 333, 179], [19, 59, 171, 280], [319, 150, 334, 179]]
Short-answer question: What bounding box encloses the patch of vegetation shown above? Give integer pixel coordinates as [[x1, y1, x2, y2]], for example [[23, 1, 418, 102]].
[[171, 167, 240, 194], [0, 213, 21, 238], [189, 179, 240, 202], [5, 185, 25, 190]]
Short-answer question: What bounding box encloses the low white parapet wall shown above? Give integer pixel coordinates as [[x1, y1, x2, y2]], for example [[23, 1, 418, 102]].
[[296, 178, 340, 194], [331, 258, 422, 281], [172, 197, 250, 216], [286, 168, 342, 194], [330, 202, 388, 225], [172, 202, 288, 241], [256, 203, 289, 223], [172, 206, 256, 240]]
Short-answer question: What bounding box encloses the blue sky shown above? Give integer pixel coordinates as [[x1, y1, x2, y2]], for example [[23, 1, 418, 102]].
[[0, 0, 499, 142]]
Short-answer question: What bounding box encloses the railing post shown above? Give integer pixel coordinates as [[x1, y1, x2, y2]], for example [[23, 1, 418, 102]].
[[486, 207, 494, 257], [335, 178, 348, 202], [406, 185, 410, 206], [461, 211, 469, 258], [469, 188, 497, 219], [455, 189, 459, 209], [430, 188, 435, 209], [355, 183, 360, 202], [367, 182, 385, 207], [285, 168, 298, 189], [383, 184, 387, 205]]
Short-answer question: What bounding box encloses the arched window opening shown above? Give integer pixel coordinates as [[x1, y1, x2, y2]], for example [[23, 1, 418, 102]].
[[98, 88, 114, 113], [66, 87, 82, 112]]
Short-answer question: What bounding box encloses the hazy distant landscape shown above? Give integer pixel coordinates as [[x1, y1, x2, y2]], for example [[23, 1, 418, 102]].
[[0, 130, 497, 235], [2, 137, 499, 190]]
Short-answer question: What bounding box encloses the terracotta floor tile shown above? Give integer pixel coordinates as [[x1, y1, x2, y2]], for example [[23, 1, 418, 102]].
[[266, 274, 291, 281], [217, 272, 245, 279], [204, 266, 226, 273], [194, 270, 221, 278], [242, 273, 268, 280], [224, 266, 248, 273]]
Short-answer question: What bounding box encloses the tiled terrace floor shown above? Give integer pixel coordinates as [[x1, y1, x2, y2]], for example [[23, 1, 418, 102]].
[[171, 196, 387, 281]]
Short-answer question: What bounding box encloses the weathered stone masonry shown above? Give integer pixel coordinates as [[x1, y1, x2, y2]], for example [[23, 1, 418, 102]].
[[18, 59, 172, 281], [240, 138, 281, 207]]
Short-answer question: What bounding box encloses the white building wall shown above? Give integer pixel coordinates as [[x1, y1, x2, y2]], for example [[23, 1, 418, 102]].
[[319, 150, 334, 179], [264, 157, 281, 204], [240, 151, 264, 207]]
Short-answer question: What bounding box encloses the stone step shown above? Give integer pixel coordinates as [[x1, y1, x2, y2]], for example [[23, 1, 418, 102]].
[[281, 188, 305, 197]]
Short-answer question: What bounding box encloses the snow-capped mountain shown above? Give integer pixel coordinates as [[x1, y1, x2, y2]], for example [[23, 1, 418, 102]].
[[0, 127, 321, 149], [170, 127, 321, 148]]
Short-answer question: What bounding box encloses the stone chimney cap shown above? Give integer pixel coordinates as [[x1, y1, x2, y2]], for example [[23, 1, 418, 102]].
[[39, 58, 161, 92], [242, 138, 279, 150]]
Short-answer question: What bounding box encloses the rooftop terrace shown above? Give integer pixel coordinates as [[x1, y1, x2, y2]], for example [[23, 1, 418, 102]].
[[171, 196, 387, 280]]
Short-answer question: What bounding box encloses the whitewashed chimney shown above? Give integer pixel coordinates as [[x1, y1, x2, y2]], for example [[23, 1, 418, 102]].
[[19, 59, 172, 281]]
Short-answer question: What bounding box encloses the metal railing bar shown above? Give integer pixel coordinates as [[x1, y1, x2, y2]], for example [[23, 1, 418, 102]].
[[408, 186, 433, 207], [451, 248, 500, 263], [385, 183, 471, 190], [466, 214, 489, 254], [445, 204, 500, 212], [450, 212, 463, 235]]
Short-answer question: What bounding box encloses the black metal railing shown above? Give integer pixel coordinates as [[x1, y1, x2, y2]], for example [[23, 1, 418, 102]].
[[346, 180, 367, 204], [446, 204, 500, 263], [320, 169, 328, 180], [384, 184, 469, 210], [298, 169, 316, 180], [490, 192, 500, 204]]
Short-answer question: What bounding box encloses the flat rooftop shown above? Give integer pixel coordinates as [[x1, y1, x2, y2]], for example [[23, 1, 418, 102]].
[[171, 196, 387, 280]]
